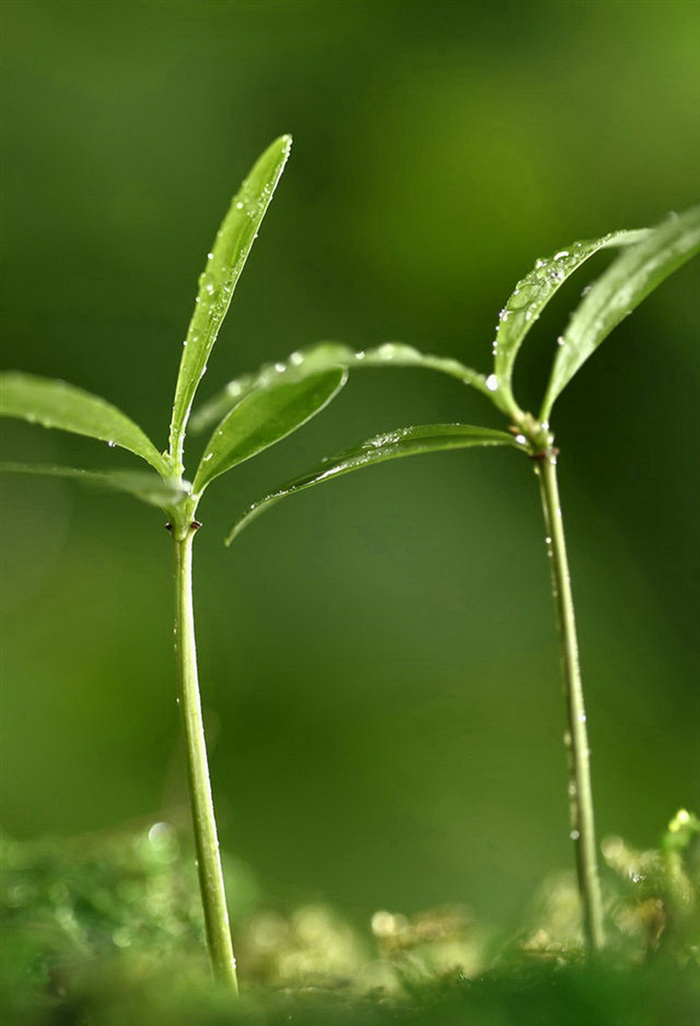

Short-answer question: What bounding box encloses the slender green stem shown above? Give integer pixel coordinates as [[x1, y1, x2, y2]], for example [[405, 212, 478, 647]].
[[172, 523, 238, 991], [535, 450, 605, 953]]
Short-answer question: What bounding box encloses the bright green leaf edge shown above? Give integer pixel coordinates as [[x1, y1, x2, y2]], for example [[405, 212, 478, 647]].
[[225, 424, 520, 545], [492, 229, 650, 417], [169, 135, 292, 468], [0, 372, 168, 475], [191, 341, 487, 433], [540, 206, 700, 422], [193, 368, 348, 494], [0, 462, 188, 509]]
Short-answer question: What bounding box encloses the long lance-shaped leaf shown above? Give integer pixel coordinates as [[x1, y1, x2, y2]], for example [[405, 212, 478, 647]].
[[193, 369, 347, 494], [540, 206, 700, 422], [0, 462, 188, 509], [0, 373, 168, 474], [492, 229, 650, 417], [225, 424, 520, 544], [191, 342, 488, 433], [169, 135, 292, 468]]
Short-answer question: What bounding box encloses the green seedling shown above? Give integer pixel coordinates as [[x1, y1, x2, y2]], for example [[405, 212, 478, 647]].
[[193, 204, 700, 953], [0, 135, 356, 991], [2, 135, 698, 981]]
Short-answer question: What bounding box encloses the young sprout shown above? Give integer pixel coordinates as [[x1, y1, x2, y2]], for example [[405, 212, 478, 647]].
[[2, 138, 697, 973], [200, 205, 700, 953], [0, 136, 351, 991]]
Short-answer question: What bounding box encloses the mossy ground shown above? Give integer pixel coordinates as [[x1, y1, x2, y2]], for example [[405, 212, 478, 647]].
[[2, 815, 698, 1025]]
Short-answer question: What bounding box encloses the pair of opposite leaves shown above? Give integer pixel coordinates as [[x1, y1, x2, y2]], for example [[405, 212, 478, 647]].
[[1, 136, 699, 536]]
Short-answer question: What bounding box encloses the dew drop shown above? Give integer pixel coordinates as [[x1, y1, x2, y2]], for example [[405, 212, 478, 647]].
[[148, 821, 172, 846], [235, 201, 244, 210], [485, 374, 499, 392], [289, 351, 304, 366], [554, 250, 569, 260], [570, 829, 580, 841], [515, 434, 527, 445], [112, 928, 132, 948], [107, 440, 116, 448], [274, 362, 286, 373], [556, 335, 565, 347]]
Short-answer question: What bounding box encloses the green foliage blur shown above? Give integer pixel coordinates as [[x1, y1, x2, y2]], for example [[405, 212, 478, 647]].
[[1, 0, 699, 947]]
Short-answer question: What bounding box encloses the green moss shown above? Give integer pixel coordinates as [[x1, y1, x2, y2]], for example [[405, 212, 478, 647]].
[[2, 814, 698, 1024]]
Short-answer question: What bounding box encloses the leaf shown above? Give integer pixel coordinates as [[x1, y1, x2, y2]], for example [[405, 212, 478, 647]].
[[225, 424, 520, 544], [492, 229, 650, 416], [191, 341, 488, 433], [540, 206, 700, 421], [169, 135, 292, 465], [0, 462, 188, 509], [193, 369, 348, 494], [0, 373, 168, 474]]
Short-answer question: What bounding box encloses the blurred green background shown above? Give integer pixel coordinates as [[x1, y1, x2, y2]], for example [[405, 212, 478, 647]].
[[1, 0, 698, 936]]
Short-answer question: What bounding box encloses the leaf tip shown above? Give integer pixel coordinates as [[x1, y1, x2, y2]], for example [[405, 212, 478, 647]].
[[274, 134, 293, 165], [224, 525, 240, 547]]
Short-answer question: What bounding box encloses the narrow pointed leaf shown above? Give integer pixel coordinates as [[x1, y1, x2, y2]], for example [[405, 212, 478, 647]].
[[193, 369, 347, 494], [540, 206, 700, 421], [191, 341, 487, 433], [0, 373, 168, 474], [169, 135, 292, 465], [492, 229, 650, 414], [0, 462, 187, 509], [226, 424, 519, 544]]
